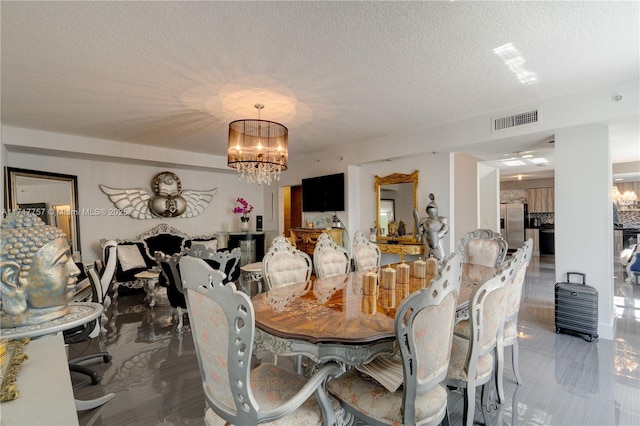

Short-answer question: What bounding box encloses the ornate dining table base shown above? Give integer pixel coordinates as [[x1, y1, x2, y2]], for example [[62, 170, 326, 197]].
[[254, 329, 396, 367]]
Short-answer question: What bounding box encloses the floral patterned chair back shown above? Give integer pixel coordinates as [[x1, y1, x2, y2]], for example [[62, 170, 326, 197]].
[[326, 253, 462, 425], [352, 230, 381, 271], [447, 256, 515, 426], [313, 233, 351, 279], [499, 238, 533, 389], [180, 256, 342, 425], [457, 228, 508, 269], [262, 236, 312, 290]]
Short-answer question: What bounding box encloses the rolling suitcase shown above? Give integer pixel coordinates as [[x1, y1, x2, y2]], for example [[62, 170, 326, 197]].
[[555, 272, 598, 342]]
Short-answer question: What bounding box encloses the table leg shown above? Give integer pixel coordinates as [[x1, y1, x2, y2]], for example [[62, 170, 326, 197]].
[[147, 279, 157, 307], [140, 279, 157, 307]]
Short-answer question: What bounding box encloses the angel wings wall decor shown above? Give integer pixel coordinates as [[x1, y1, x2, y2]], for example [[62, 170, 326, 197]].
[[100, 171, 217, 219]]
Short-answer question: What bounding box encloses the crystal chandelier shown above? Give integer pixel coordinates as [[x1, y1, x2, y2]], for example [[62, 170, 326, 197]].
[[227, 104, 288, 185]]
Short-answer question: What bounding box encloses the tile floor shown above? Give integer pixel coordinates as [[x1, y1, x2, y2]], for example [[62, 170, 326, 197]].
[[73, 255, 640, 425]]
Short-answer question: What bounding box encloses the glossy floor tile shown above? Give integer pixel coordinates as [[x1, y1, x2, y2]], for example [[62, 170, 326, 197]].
[[74, 255, 640, 425]]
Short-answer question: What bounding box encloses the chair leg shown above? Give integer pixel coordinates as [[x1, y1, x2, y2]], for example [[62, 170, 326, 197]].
[[463, 386, 475, 426], [481, 383, 493, 426], [69, 352, 112, 385], [75, 393, 116, 411], [177, 307, 184, 333], [442, 408, 450, 426], [512, 340, 523, 385], [495, 346, 505, 403], [69, 363, 100, 385]]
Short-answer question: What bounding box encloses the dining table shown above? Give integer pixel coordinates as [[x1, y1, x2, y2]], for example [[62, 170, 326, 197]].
[[252, 260, 496, 367]]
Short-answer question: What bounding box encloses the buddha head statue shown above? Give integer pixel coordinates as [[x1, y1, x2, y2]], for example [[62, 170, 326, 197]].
[[1, 212, 81, 328]]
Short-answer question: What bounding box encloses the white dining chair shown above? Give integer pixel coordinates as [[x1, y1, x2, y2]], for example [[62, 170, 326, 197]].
[[180, 256, 342, 425], [313, 232, 351, 279], [262, 236, 312, 290], [447, 257, 514, 426], [327, 253, 463, 425], [457, 228, 508, 269], [352, 230, 381, 271], [500, 239, 533, 387]]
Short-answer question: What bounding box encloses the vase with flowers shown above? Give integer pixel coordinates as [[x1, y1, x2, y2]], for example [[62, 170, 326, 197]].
[[233, 198, 254, 231]]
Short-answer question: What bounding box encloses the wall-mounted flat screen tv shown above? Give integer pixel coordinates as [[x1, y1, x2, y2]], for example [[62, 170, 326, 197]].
[[302, 173, 345, 212]]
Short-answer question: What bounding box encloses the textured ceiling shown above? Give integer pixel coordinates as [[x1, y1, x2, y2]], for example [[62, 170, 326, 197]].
[[2, 1, 639, 179]]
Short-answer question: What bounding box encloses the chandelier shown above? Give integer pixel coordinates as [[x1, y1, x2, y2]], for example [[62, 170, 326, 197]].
[[227, 104, 288, 185]]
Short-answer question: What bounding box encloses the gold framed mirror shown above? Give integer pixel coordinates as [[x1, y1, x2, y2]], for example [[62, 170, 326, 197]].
[[4, 167, 81, 255], [374, 170, 419, 242]]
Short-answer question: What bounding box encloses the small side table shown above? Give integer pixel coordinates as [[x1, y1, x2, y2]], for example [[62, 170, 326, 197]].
[[135, 270, 160, 307], [240, 262, 263, 297]]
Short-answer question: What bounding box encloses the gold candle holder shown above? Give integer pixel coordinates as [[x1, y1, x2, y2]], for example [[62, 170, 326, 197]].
[[380, 288, 396, 309], [398, 281, 409, 299], [396, 262, 410, 284], [413, 257, 426, 278], [361, 294, 377, 314], [363, 271, 378, 295], [426, 257, 438, 276], [381, 266, 396, 290]]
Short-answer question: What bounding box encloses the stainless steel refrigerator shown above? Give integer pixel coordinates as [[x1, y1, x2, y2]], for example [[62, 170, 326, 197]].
[[500, 203, 525, 249]]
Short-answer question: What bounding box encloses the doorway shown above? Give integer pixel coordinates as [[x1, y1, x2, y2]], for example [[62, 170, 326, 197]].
[[283, 185, 302, 237]]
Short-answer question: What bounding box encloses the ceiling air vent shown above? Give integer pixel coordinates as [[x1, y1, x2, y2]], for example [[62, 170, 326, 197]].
[[493, 109, 539, 132]]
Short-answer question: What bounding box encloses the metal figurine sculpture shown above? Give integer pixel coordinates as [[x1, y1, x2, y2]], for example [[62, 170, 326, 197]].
[[1, 212, 81, 328], [414, 193, 450, 261], [100, 171, 217, 219]]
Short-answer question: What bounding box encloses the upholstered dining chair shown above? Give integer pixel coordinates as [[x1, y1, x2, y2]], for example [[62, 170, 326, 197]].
[[313, 232, 351, 279], [500, 239, 533, 387], [154, 250, 188, 332], [446, 257, 514, 426], [457, 228, 508, 269], [352, 230, 381, 271], [183, 243, 242, 286], [326, 252, 463, 426], [453, 241, 532, 401], [262, 236, 313, 290], [180, 256, 342, 425]]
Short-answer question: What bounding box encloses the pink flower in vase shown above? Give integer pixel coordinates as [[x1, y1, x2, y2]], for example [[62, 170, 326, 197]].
[[233, 198, 253, 223]]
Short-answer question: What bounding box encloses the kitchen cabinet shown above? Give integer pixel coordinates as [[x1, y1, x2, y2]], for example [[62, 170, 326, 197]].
[[525, 228, 540, 256], [290, 228, 343, 257], [527, 188, 554, 213]]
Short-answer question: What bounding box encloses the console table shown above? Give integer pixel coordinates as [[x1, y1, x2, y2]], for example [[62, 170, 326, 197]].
[[0, 302, 115, 414], [228, 232, 266, 263], [290, 227, 343, 256], [376, 242, 424, 262], [1, 333, 78, 425]]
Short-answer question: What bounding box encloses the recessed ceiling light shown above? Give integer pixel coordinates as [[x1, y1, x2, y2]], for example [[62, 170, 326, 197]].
[[529, 157, 548, 164], [503, 160, 526, 167]]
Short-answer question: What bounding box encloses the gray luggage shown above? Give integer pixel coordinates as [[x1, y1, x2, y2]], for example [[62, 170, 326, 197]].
[[555, 272, 598, 342]]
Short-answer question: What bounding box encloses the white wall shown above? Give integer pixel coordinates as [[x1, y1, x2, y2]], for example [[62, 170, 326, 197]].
[[4, 129, 264, 261], [453, 153, 481, 244], [479, 164, 500, 232], [555, 124, 614, 340]]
